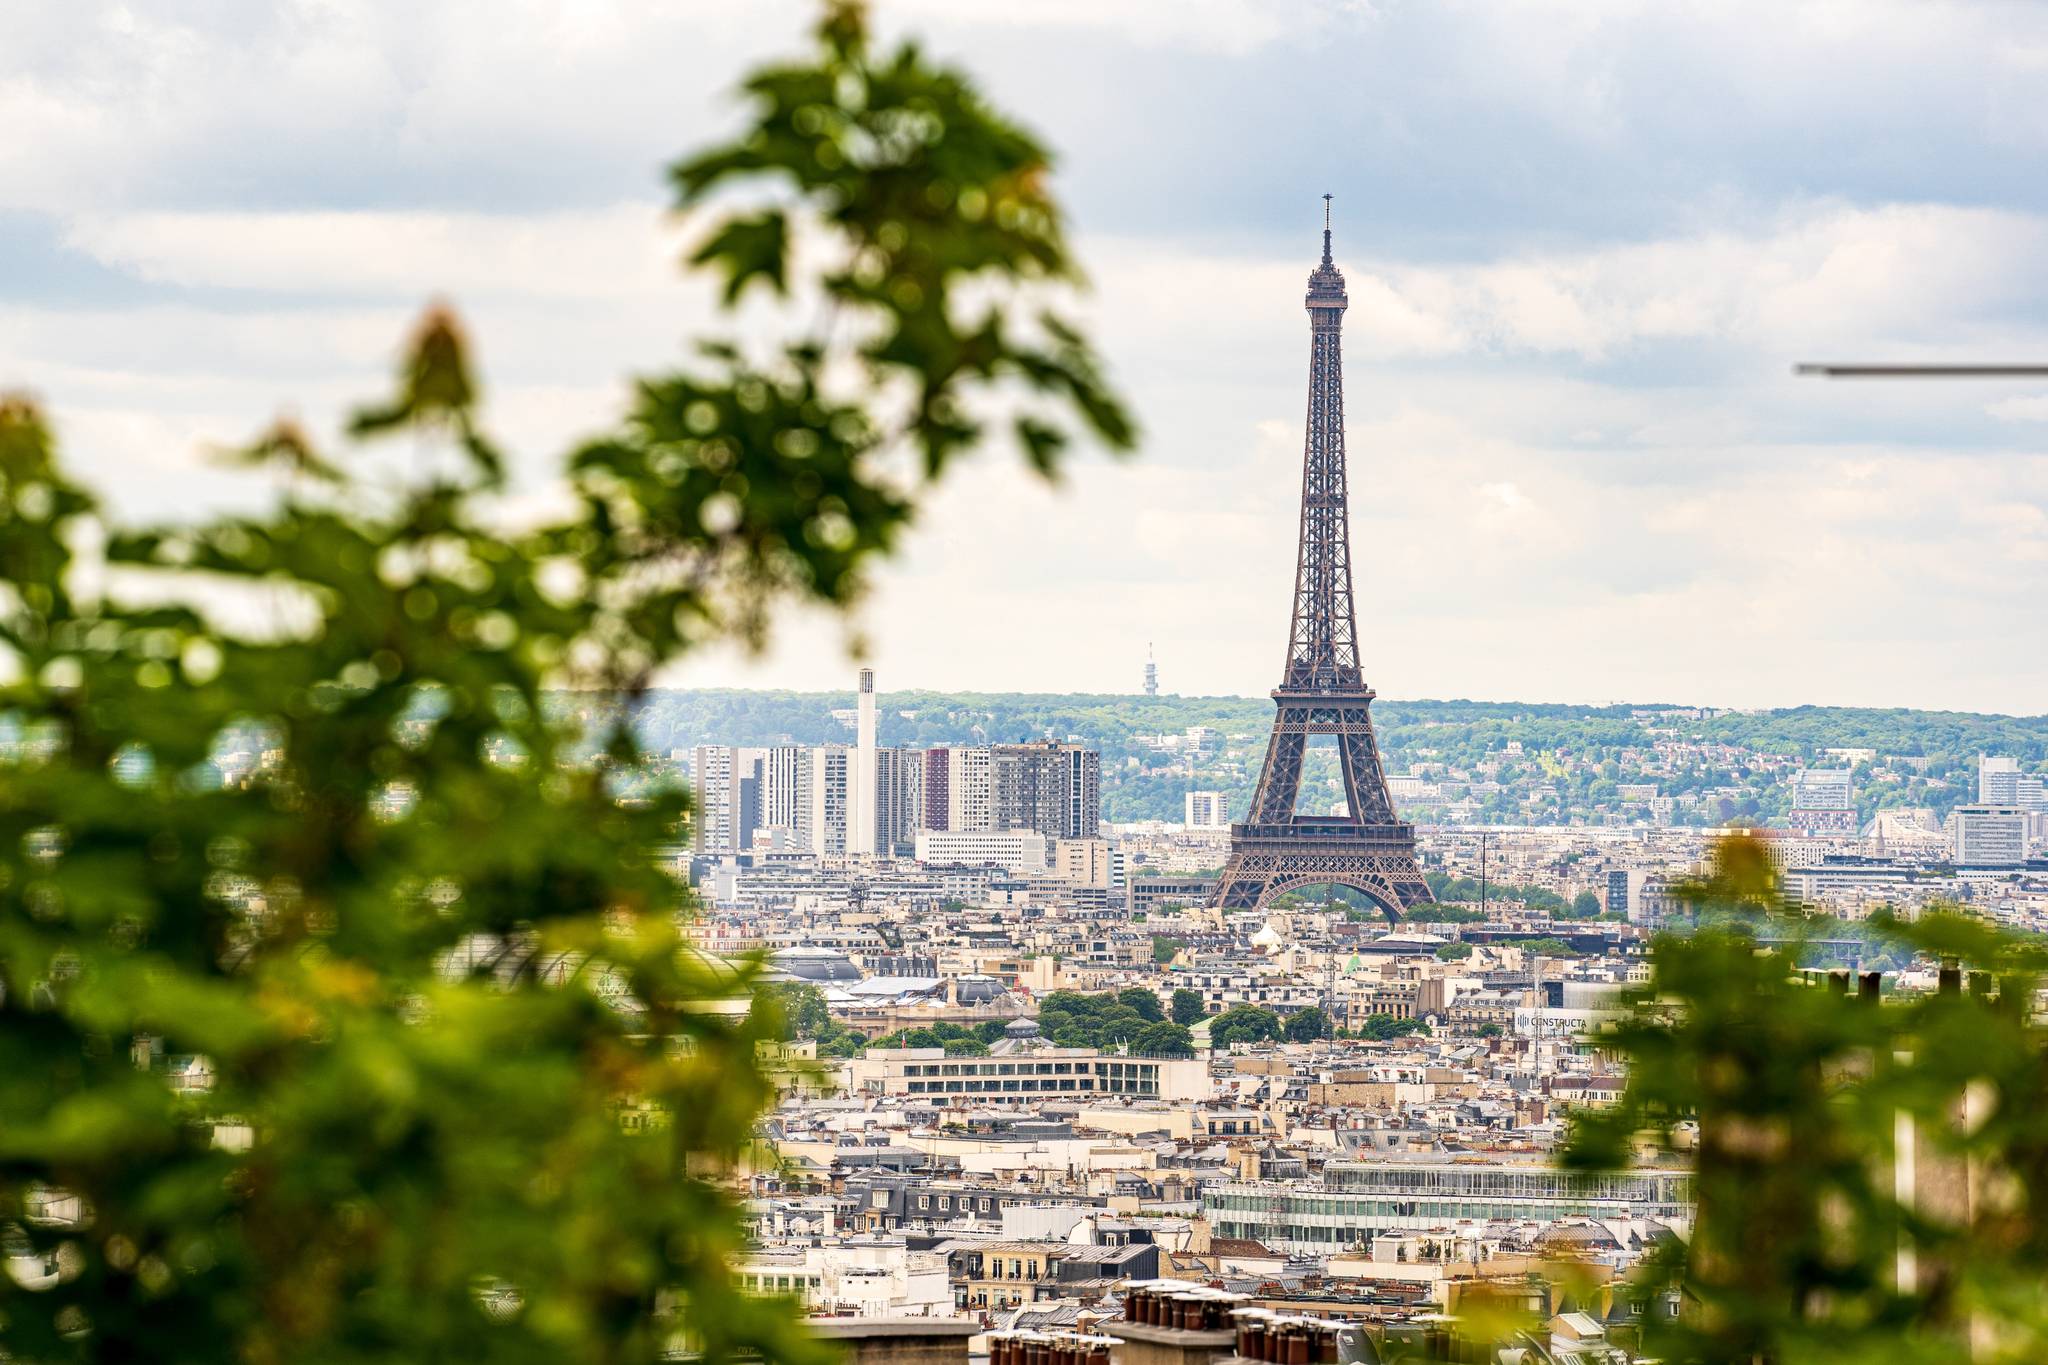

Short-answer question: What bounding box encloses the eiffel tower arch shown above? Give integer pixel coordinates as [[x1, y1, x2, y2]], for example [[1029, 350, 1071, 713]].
[[1213, 200, 1434, 920]]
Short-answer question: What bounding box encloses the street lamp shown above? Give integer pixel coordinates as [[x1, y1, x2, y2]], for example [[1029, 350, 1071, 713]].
[[1796, 364, 2048, 377]]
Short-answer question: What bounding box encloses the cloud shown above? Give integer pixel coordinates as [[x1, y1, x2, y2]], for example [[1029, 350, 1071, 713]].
[[4, 0, 2048, 714], [0, 0, 801, 215], [1989, 393, 2048, 423], [6, 0, 2047, 246], [12, 199, 2048, 711], [884, 0, 1321, 56], [59, 203, 679, 302], [1076, 202, 2048, 383]]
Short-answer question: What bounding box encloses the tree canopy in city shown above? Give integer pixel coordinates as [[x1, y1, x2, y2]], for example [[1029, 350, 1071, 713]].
[[863, 1020, 1007, 1056], [1284, 1006, 1332, 1043], [1034, 989, 1185, 1054], [1566, 836, 2048, 1362], [1355, 1014, 1426, 1042], [1208, 1006, 1284, 1047], [0, 4, 1131, 1361]]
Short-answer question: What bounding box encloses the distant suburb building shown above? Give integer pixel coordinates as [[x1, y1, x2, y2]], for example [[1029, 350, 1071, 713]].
[[1184, 791, 1231, 830], [1787, 767, 1856, 834], [848, 1045, 1208, 1103], [1951, 804, 2028, 868], [1790, 768, 1854, 810], [1979, 755, 2022, 804]]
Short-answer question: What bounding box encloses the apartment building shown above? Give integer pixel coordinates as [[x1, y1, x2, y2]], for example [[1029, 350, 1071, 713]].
[[693, 745, 762, 855], [807, 746, 850, 856], [947, 746, 996, 833], [994, 742, 1101, 840]]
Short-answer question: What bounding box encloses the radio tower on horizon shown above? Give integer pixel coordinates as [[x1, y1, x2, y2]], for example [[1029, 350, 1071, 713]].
[[1143, 644, 1158, 697], [1211, 197, 1433, 918]]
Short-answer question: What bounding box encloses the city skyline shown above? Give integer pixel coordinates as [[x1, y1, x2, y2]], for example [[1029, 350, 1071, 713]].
[[5, 1, 2047, 712]]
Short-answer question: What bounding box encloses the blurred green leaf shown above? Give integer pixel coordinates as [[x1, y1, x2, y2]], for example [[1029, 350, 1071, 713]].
[[1564, 835, 2048, 1363], [0, 4, 1129, 1362]]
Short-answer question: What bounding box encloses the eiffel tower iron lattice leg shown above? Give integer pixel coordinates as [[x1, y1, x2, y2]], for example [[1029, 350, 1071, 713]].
[[1213, 199, 1434, 920]]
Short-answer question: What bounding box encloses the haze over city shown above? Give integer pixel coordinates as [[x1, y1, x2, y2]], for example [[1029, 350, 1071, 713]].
[[7, 0, 2046, 712]]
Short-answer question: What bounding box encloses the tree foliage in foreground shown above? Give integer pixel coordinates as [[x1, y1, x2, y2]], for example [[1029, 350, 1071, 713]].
[[0, 4, 1131, 1361], [1565, 836, 2048, 1364]]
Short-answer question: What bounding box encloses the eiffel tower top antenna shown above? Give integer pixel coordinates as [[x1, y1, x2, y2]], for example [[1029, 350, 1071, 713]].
[[1322, 193, 1333, 263]]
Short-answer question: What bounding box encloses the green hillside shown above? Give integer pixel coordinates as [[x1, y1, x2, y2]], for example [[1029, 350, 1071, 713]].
[[631, 690, 2048, 827]]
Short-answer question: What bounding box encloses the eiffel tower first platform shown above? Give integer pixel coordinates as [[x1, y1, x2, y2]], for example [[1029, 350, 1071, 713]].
[[1212, 200, 1434, 918]]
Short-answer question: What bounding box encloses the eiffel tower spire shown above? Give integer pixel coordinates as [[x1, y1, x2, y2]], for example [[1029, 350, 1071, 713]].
[[1286, 193, 1360, 692], [1212, 199, 1433, 918]]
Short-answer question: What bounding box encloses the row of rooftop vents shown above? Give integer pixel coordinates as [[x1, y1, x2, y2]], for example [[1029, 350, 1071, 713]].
[[985, 1332, 1114, 1365], [1117, 1283, 1343, 1364]]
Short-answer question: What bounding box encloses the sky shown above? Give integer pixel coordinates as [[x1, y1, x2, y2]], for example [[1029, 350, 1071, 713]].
[[4, 0, 2047, 713]]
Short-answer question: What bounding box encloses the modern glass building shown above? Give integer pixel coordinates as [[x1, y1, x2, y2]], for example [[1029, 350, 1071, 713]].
[[1204, 1159, 1691, 1249]]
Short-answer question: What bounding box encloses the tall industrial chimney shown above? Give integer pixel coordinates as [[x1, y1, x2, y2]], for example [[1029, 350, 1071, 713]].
[[851, 667, 878, 855]]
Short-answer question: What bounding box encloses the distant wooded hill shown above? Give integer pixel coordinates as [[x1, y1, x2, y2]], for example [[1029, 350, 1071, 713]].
[[628, 690, 2048, 826]]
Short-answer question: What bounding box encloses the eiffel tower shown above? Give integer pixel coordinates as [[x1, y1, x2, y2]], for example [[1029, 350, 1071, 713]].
[[1213, 199, 1434, 917]]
